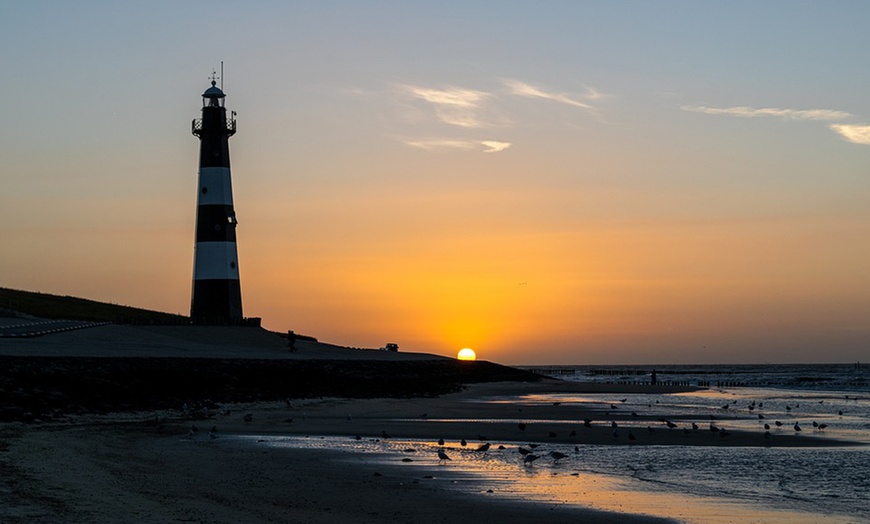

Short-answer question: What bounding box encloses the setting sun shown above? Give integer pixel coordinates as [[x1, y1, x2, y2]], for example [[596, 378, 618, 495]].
[[457, 348, 477, 361]]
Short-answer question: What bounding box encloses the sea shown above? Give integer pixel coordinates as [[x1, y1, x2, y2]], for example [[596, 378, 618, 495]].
[[248, 364, 870, 523]]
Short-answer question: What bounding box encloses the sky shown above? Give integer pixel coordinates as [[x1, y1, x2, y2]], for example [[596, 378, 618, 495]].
[[2, 1, 869, 364]]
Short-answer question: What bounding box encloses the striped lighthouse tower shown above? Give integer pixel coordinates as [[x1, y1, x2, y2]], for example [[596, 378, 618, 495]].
[[190, 76, 243, 324]]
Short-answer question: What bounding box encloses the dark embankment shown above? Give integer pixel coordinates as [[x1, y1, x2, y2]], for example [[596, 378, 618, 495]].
[[0, 287, 187, 324], [0, 357, 543, 422]]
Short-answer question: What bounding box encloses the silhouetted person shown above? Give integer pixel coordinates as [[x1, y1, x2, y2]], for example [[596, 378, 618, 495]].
[[287, 330, 297, 352], [651, 369, 657, 385]]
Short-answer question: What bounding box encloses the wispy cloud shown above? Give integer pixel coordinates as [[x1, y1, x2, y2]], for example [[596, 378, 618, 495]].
[[405, 139, 512, 153], [683, 105, 851, 121], [830, 124, 870, 145], [402, 85, 491, 128], [480, 140, 512, 153], [503, 79, 596, 109]]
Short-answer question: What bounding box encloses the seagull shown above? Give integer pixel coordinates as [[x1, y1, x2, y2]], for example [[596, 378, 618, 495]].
[[812, 421, 819, 428], [476, 442, 491, 452], [583, 419, 593, 428], [666, 420, 678, 429], [574, 445, 580, 453], [611, 421, 618, 429], [818, 423, 828, 430], [523, 454, 540, 466], [774, 421, 783, 427], [460, 438, 467, 447], [518, 447, 532, 456], [764, 423, 770, 430], [549, 451, 568, 463], [438, 437, 445, 446], [794, 423, 802, 432], [691, 422, 699, 431], [437, 450, 452, 462]]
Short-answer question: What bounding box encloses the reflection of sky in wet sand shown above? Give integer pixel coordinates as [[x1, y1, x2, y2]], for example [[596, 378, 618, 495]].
[[480, 388, 870, 444], [236, 435, 868, 524]]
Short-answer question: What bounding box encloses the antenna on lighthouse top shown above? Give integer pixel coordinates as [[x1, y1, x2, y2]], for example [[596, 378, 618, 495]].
[[209, 69, 218, 86], [221, 61, 224, 90]]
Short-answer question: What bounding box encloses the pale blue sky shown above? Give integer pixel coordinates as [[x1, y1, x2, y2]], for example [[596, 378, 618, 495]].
[[2, 2, 869, 363]]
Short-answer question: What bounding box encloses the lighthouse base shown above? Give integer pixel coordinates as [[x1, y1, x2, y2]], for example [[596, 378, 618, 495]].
[[190, 279, 243, 325]]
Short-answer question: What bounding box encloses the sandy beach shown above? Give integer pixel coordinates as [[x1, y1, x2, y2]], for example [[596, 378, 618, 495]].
[[2, 380, 857, 524], [1, 325, 864, 523]]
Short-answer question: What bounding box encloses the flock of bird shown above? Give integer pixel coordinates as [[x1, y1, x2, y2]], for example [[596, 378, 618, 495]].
[[177, 394, 847, 471], [425, 396, 845, 465], [434, 438, 571, 466]]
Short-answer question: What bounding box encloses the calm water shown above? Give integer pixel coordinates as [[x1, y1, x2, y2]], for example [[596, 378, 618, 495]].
[[235, 364, 870, 523]]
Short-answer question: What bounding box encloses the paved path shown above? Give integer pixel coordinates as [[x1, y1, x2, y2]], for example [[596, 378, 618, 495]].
[[0, 320, 110, 338]]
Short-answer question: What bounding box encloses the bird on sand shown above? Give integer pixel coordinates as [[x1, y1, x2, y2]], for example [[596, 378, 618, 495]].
[[437, 449, 451, 461], [628, 431, 636, 442], [774, 421, 783, 427], [764, 423, 771, 430], [518, 447, 531, 456], [549, 451, 568, 463], [460, 438, 467, 447], [438, 437, 445, 446], [583, 419, 593, 427], [517, 422, 527, 431], [794, 423, 802, 432], [523, 454, 540, 466], [476, 442, 491, 452]]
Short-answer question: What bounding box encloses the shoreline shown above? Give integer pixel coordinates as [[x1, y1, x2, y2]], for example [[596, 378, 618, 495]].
[[2, 380, 862, 523]]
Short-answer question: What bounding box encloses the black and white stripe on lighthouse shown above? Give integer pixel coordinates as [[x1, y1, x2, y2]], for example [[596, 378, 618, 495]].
[[190, 76, 243, 324]]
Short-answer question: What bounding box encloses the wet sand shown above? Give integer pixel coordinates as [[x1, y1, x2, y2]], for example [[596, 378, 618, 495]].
[[1, 380, 854, 524], [0, 325, 857, 522]]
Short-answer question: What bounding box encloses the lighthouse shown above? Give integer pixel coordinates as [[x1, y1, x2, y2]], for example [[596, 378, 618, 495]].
[[190, 77, 243, 324]]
